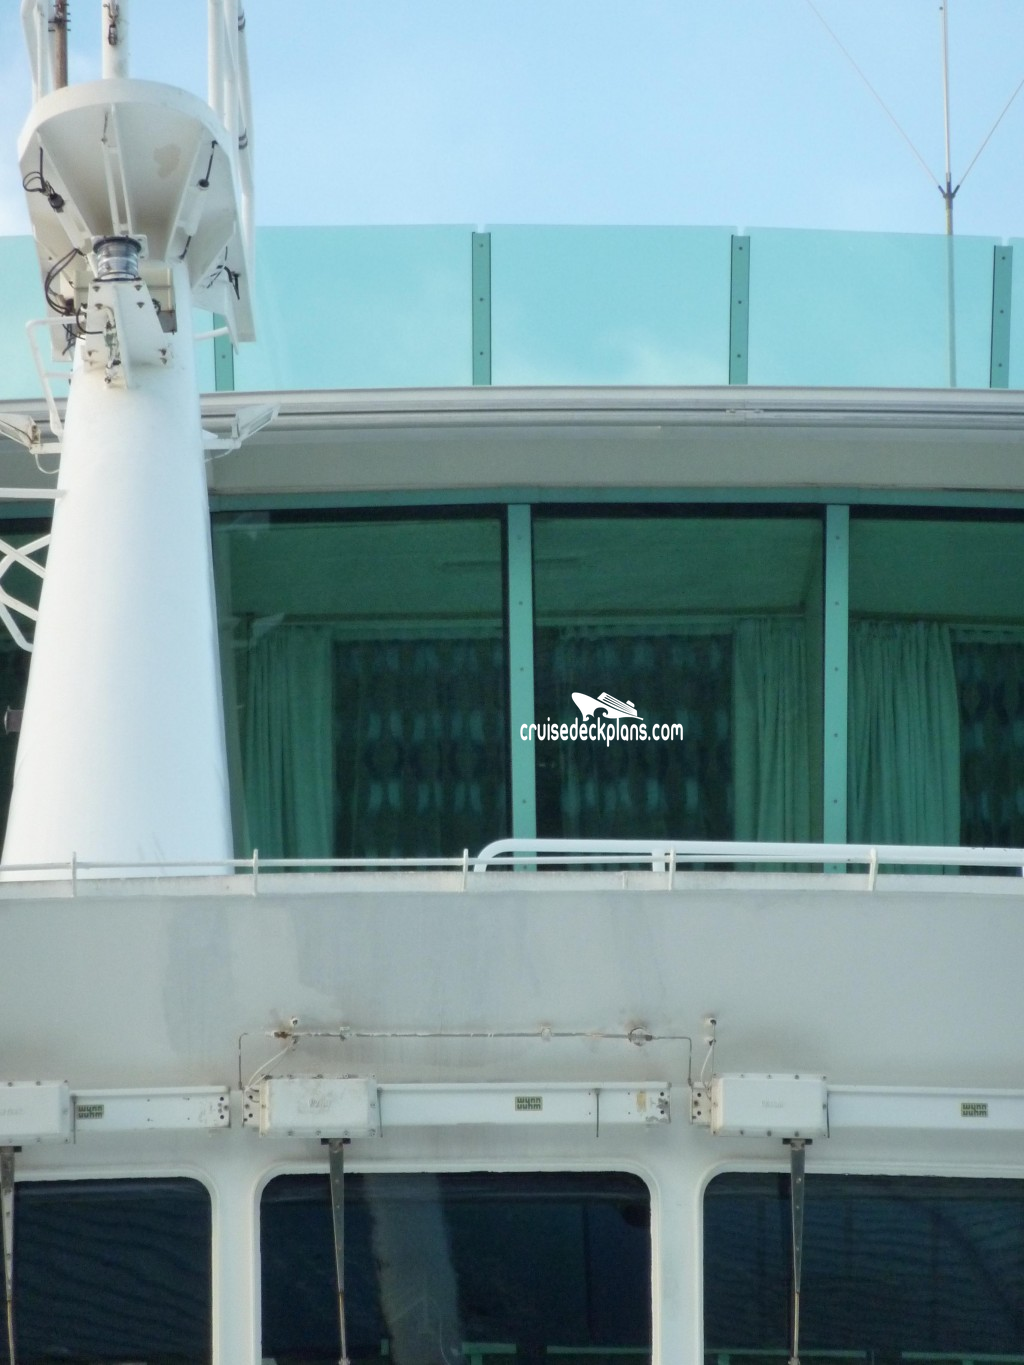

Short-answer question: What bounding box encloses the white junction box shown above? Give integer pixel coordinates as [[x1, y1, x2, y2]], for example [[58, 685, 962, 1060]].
[[711, 1073, 828, 1139], [0, 1081, 72, 1144], [246, 1076, 379, 1139]]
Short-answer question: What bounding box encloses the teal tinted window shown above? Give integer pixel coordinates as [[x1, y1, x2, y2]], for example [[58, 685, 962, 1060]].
[[261, 1172, 650, 1362], [531, 513, 823, 842], [705, 1173, 1024, 1358], [0, 1177, 211, 1363], [214, 513, 508, 860], [849, 514, 1024, 848]]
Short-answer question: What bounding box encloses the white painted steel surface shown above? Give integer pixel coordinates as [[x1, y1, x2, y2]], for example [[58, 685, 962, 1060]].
[[2, 262, 233, 874], [0, 1081, 70, 1144], [101, 0, 131, 80], [709, 1074, 829, 1138], [2, 869, 1024, 1363]]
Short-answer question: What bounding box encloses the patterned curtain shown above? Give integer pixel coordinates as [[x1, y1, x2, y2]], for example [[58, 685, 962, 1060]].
[[849, 620, 960, 846], [534, 630, 733, 839], [954, 638, 1024, 849], [334, 636, 507, 859]]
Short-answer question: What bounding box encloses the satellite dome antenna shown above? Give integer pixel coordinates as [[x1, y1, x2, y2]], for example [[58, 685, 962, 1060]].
[[3, 1, 261, 878]]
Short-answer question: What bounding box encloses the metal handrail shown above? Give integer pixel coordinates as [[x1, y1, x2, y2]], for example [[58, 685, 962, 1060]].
[[472, 838, 1024, 875], [0, 840, 1023, 886]]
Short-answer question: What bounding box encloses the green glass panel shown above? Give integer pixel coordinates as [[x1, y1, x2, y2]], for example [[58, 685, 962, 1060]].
[[490, 227, 731, 385], [849, 514, 1024, 850], [234, 226, 472, 391], [214, 512, 507, 860], [531, 513, 823, 843], [748, 229, 997, 389]]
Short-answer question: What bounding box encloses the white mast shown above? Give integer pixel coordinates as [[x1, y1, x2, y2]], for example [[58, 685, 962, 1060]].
[[5, 1, 257, 877]]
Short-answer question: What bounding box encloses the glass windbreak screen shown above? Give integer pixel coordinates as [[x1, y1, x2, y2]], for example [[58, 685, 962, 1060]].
[[704, 1172, 1024, 1360], [746, 230, 996, 388], [490, 227, 732, 385], [233, 227, 472, 391], [532, 513, 823, 842], [0, 1177, 211, 1363], [261, 1171, 651, 1364], [214, 514, 507, 861], [849, 514, 1024, 849]]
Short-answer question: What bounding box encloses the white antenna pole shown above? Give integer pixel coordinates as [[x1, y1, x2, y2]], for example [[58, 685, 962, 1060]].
[[939, 1, 957, 387], [6, 0, 257, 878], [101, 0, 130, 80], [940, 0, 955, 235]]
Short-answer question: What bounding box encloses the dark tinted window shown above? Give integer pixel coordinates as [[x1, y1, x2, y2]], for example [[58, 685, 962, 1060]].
[[0, 1177, 211, 1363], [705, 1172, 1024, 1358], [262, 1171, 651, 1364]]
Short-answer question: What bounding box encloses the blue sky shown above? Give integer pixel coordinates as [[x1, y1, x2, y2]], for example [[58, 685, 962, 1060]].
[[0, 1, 1022, 238]]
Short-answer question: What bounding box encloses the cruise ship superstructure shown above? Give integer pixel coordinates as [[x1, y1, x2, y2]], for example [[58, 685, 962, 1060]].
[[1, 4, 1024, 1364]]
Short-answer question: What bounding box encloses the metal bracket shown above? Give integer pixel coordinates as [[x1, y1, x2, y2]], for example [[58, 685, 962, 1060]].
[[328, 1138, 351, 1365], [786, 1138, 808, 1365], [202, 401, 277, 458]]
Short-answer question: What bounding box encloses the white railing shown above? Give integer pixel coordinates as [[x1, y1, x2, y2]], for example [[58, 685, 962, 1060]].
[[1, 841, 1024, 892], [208, 0, 254, 265], [472, 838, 1024, 883]]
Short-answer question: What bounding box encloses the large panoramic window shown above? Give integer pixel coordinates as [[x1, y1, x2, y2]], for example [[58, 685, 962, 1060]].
[[849, 512, 1024, 848], [704, 1172, 1024, 1358], [261, 1171, 651, 1364], [214, 512, 508, 861], [532, 511, 823, 842], [0, 1177, 211, 1363]]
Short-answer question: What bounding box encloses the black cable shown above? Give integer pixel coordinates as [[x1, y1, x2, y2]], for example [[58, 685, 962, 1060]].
[[22, 149, 64, 214], [43, 246, 82, 317]]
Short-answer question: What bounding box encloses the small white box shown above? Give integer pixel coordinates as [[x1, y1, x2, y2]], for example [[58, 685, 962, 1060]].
[[0, 1081, 71, 1144], [711, 1073, 827, 1139], [249, 1076, 378, 1139]]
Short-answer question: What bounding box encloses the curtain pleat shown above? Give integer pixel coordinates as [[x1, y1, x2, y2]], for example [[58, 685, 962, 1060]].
[[733, 618, 811, 843], [849, 620, 960, 846], [243, 626, 335, 859]]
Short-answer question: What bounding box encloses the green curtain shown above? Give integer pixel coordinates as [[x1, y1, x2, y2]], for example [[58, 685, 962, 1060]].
[[849, 620, 960, 846], [733, 618, 811, 843], [243, 625, 335, 859]]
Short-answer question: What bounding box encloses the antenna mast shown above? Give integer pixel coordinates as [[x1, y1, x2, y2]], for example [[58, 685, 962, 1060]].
[[5, 0, 259, 878], [939, 0, 956, 234]]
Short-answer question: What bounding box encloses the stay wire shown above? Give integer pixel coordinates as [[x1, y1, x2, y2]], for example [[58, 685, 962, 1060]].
[[957, 70, 1024, 189], [801, 0, 941, 188]]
